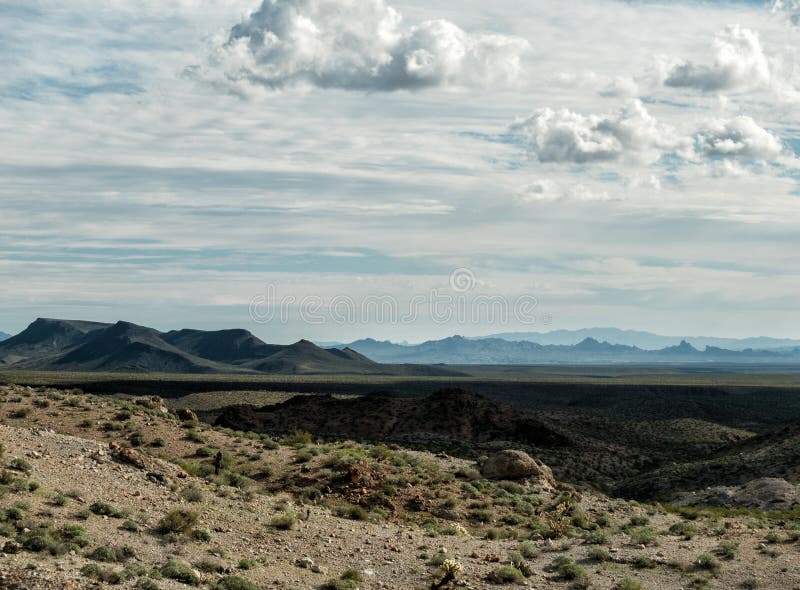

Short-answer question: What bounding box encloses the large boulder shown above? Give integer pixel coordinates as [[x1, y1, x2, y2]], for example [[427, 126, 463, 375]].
[[174, 408, 198, 423], [673, 478, 798, 511], [481, 450, 555, 487], [133, 396, 168, 413]]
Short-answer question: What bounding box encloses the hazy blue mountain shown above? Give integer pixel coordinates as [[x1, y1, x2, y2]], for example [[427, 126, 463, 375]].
[[338, 335, 795, 365], [0, 332, 9, 342], [482, 328, 800, 351]]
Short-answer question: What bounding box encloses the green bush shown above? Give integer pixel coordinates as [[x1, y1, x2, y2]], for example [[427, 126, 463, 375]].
[[238, 559, 257, 570], [90, 501, 123, 518], [88, 546, 118, 563], [161, 559, 200, 585], [487, 565, 525, 584], [191, 528, 212, 542], [669, 522, 697, 540], [587, 547, 611, 562], [629, 527, 659, 546], [270, 513, 297, 530], [715, 540, 738, 559], [136, 578, 160, 590], [9, 458, 32, 474], [156, 508, 198, 535], [557, 559, 587, 580], [616, 578, 643, 590], [212, 576, 259, 590], [696, 552, 721, 574], [335, 504, 369, 521], [121, 519, 141, 532], [180, 484, 204, 503]]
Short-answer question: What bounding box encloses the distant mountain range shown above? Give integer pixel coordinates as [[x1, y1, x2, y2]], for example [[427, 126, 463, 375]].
[[0, 318, 459, 376], [0, 332, 9, 342], [482, 328, 800, 351], [336, 335, 800, 365]]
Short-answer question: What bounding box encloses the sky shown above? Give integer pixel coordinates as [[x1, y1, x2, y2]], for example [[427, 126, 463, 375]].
[[2, 0, 800, 343]]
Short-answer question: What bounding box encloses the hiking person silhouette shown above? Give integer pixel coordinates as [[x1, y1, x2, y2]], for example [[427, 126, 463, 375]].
[[213, 451, 223, 475]]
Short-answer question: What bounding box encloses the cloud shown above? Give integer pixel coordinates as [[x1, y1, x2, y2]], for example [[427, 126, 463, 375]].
[[510, 99, 686, 164], [598, 76, 639, 98], [695, 116, 783, 160], [772, 0, 800, 26], [516, 180, 616, 203], [207, 0, 529, 92], [664, 25, 770, 91]]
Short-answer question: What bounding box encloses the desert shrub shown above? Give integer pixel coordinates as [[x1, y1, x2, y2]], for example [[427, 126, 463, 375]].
[[633, 556, 656, 569], [715, 540, 738, 559], [129, 432, 146, 447], [629, 515, 650, 526], [196, 446, 214, 457], [121, 519, 141, 532], [487, 565, 524, 584], [629, 527, 659, 546], [136, 578, 160, 590], [50, 493, 68, 507], [185, 429, 206, 443], [764, 532, 782, 544], [696, 552, 720, 574], [556, 558, 587, 581], [584, 530, 609, 544], [283, 430, 313, 447], [212, 576, 258, 590], [90, 501, 123, 518], [270, 513, 297, 530], [156, 508, 198, 535], [161, 559, 200, 585], [518, 541, 538, 559], [197, 558, 226, 573], [587, 547, 611, 562], [9, 458, 32, 474], [79, 419, 95, 429], [58, 524, 90, 547], [180, 484, 204, 503], [88, 546, 118, 563], [335, 504, 369, 521], [616, 578, 643, 590], [18, 526, 83, 555], [238, 558, 257, 570], [150, 438, 166, 448], [9, 408, 30, 418], [191, 528, 212, 542], [669, 522, 697, 539], [295, 449, 314, 463]]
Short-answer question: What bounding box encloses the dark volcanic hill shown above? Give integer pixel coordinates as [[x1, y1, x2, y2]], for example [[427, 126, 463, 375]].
[[0, 318, 459, 376], [214, 388, 571, 452], [0, 318, 111, 365], [162, 328, 283, 364], [615, 422, 800, 501]]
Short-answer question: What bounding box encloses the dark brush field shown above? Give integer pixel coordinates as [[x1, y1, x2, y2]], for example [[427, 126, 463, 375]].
[[4, 366, 800, 500]]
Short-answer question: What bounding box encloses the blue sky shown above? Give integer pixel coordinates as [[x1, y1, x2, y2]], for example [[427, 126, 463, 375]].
[[2, 0, 800, 343]]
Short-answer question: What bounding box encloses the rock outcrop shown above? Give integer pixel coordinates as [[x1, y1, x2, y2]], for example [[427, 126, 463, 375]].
[[480, 449, 556, 488], [672, 478, 798, 511]]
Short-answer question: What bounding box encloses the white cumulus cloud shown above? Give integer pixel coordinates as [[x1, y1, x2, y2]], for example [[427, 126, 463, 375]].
[[510, 100, 686, 165], [695, 116, 783, 160], [207, 0, 529, 92], [664, 25, 770, 91]]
